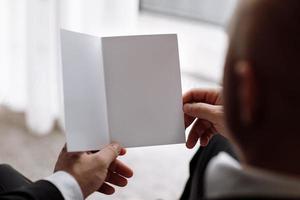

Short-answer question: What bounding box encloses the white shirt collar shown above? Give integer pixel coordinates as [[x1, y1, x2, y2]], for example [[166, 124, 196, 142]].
[[205, 152, 300, 198]]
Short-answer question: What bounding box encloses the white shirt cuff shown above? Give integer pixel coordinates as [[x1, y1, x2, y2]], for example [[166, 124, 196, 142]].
[[44, 171, 84, 200]]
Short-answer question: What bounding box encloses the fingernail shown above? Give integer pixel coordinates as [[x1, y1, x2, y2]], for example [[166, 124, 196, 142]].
[[200, 139, 206, 147], [111, 143, 121, 154], [186, 143, 191, 149]]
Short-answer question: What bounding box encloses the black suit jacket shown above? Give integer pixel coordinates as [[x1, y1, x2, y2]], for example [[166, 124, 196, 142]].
[[0, 164, 64, 200]]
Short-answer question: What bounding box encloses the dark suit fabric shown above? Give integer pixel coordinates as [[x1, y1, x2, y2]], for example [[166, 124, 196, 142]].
[[180, 135, 238, 200], [0, 164, 64, 200]]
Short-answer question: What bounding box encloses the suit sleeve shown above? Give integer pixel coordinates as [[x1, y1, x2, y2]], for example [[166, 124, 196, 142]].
[[0, 180, 64, 200]]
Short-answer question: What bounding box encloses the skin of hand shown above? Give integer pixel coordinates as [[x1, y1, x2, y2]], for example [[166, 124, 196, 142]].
[[183, 88, 228, 148], [54, 143, 133, 198]]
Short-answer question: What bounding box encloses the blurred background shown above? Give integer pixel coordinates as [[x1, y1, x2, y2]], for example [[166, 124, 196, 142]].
[[0, 0, 237, 199]]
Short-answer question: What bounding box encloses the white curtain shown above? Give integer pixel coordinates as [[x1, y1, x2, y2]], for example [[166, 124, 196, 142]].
[[0, 0, 138, 135]]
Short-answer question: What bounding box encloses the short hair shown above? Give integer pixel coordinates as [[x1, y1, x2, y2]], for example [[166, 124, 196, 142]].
[[224, 0, 300, 151]]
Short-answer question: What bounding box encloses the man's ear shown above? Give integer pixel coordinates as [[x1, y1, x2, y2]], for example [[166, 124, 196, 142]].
[[234, 61, 256, 126]]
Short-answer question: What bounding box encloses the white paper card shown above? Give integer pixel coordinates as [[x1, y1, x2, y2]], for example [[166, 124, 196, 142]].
[[61, 29, 185, 152]]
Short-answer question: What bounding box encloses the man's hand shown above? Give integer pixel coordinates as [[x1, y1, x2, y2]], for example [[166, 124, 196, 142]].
[[183, 88, 228, 148], [54, 143, 133, 198]]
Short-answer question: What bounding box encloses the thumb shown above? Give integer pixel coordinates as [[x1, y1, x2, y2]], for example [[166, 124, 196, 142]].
[[183, 103, 220, 123], [95, 143, 121, 167]]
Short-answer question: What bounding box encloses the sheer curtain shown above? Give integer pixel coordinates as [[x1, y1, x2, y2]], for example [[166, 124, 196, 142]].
[[0, 0, 138, 135]]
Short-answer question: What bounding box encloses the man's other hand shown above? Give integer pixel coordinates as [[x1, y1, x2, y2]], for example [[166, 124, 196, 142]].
[[54, 143, 133, 198], [183, 88, 228, 148]]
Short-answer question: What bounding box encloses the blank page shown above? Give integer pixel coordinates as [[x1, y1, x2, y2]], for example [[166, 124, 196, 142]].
[[102, 34, 185, 147], [61, 30, 110, 152]]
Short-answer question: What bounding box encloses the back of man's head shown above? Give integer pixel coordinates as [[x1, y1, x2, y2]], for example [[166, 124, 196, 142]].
[[223, 0, 300, 172]]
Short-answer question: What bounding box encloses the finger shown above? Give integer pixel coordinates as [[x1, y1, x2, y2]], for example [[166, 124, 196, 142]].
[[94, 143, 121, 167], [183, 89, 206, 104], [183, 90, 201, 129], [119, 148, 126, 156], [98, 182, 115, 195], [200, 129, 215, 147], [183, 88, 221, 104], [184, 113, 196, 129], [200, 135, 210, 147], [186, 119, 211, 149], [186, 120, 205, 148], [106, 171, 128, 187], [183, 89, 222, 128], [184, 103, 221, 122], [62, 144, 67, 152], [111, 160, 133, 178], [90, 147, 126, 156], [186, 127, 201, 149]]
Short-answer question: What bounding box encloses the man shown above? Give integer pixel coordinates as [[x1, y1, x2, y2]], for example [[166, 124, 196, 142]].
[[181, 0, 300, 199], [0, 143, 133, 200]]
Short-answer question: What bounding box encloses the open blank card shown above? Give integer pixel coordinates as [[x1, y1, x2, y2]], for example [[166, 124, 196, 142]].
[[61, 30, 185, 152]]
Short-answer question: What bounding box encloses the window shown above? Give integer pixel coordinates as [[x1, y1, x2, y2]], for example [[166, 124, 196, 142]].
[[141, 0, 238, 26]]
